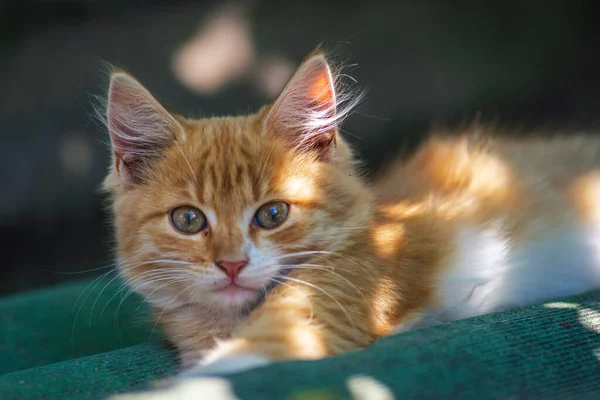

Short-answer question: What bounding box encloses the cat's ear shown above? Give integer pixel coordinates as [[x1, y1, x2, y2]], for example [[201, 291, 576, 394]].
[[107, 71, 183, 184], [263, 52, 341, 161]]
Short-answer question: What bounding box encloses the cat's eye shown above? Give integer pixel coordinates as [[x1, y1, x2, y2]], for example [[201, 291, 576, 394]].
[[170, 206, 207, 234], [254, 201, 290, 229]]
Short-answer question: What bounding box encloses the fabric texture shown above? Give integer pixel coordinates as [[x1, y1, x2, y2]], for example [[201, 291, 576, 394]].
[[1, 278, 599, 400], [0, 276, 164, 375]]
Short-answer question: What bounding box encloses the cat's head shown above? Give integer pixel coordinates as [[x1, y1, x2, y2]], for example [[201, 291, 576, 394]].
[[103, 50, 370, 313]]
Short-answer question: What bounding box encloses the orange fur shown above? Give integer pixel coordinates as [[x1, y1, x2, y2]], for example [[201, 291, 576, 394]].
[[201, 133, 600, 364], [104, 50, 600, 371]]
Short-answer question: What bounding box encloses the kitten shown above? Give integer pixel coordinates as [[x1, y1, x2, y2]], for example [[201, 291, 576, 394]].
[[103, 49, 363, 366], [104, 49, 600, 378]]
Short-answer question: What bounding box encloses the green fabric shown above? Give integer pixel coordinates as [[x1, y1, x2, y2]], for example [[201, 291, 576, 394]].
[[0, 342, 178, 400], [1, 278, 600, 399], [0, 274, 164, 375]]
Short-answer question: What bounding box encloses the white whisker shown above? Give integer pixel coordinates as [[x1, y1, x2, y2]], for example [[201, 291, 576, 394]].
[[97, 270, 171, 319], [71, 270, 114, 342], [95, 259, 195, 319], [38, 262, 119, 275], [175, 142, 199, 186], [279, 263, 366, 301], [100, 282, 131, 317], [110, 267, 193, 328], [271, 250, 339, 261], [277, 275, 354, 325], [270, 277, 314, 322], [134, 276, 190, 312], [88, 269, 132, 327], [72, 271, 111, 314], [149, 285, 192, 340]]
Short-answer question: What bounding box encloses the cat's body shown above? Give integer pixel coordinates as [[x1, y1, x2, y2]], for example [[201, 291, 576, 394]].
[[103, 49, 600, 380], [376, 134, 600, 328], [194, 133, 600, 366]]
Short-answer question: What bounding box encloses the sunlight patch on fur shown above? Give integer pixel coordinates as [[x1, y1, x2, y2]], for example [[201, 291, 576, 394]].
[[284, 175, 316, 200], [369, 277, 401, 335], [371, 223, 404, 258], [285, 326, 327, 357]]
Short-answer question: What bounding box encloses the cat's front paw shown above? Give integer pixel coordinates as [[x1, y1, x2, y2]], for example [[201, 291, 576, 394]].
[[180, 339, 271, 378]]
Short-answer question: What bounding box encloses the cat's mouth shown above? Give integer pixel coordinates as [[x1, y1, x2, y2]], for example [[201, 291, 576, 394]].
[[216, 282, 255, 293], [211, 282, 261, 305]]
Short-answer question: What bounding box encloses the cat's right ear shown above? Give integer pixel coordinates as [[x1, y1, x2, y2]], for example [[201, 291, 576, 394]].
[[107, 72, 182, 184], [263, 52, 339, 162]]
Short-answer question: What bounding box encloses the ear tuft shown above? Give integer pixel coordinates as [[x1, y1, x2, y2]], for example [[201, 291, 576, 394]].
[[264, 51, 361, 161], [107, 72, 182, 183]]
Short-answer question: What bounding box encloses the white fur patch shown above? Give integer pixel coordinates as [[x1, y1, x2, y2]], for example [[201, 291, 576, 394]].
[[429, 220, 600, 323]]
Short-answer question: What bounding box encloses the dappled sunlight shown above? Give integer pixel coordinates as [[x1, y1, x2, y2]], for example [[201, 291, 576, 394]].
[[368, 277, 400, 335], [371, 223, 405, 259], [566, 172, 600, 286], [284, 175, 316, 202], [111, 377, 237, 400], [567, 172, 600, 222], [346, 375, 395, 400], [578, 306, 600, 334], [413, 139, 514, 201], [284, 325, 328, 359], [378, 202, 429, 220], [272, 288, 328, 358], [172, 4, 255, 94], [545, 300, 600, 335], [545, 301, 580, 309]]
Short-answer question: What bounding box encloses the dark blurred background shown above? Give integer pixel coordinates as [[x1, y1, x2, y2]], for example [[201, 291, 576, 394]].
[[1, 0, 598, 296]]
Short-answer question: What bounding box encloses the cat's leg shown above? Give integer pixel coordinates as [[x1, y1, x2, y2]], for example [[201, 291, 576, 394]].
[[155, 306, 239, 368], [175, 267, 424, 377], [174, 301, 325, 377], [109, 270, 425, 399], [170, 289, 353, 376]]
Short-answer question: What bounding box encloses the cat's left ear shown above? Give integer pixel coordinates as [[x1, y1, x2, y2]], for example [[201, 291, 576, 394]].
[[263, 52, 340, 161], [107, 71, 183, 184]]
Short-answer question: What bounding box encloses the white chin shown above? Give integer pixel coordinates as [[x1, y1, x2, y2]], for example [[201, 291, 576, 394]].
[[208, 286, 261, 308]]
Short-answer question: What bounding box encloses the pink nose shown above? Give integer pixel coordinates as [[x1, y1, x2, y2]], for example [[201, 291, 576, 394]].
[[216, 259, 248, 279]]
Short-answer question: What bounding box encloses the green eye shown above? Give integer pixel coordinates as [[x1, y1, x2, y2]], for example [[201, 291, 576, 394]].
[[254, 201, 290, 229], [170, 206, 207, 234]]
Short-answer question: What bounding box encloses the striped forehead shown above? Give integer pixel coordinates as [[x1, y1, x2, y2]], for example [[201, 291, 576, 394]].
[[187, 119, 274, 205]]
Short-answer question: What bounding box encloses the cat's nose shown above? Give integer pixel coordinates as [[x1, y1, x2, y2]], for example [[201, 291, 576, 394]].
[[216, 259, 248, 279]]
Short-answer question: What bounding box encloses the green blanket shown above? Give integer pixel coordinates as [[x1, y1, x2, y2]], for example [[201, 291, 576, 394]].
[[1, 275, 599, 399]]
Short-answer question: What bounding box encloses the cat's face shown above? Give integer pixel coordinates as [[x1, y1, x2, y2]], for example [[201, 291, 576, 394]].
[[104, 52, 367, 313]]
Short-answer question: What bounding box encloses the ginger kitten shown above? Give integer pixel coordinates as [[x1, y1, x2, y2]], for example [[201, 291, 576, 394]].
[[104, 49, 600, 379]]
